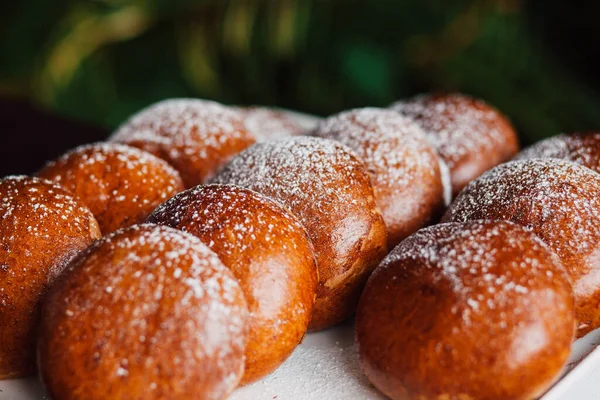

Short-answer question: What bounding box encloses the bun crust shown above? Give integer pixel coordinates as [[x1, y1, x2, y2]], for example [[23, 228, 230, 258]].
[[0, 176, 101, 379], [38, 143, 184, 234], [443, 158, 600, 337], [38, 224, 249, 400], [312, 108, 445, 248], [110, 99, 255, 187], [392, 93, 519, 195], [212, 136, 387, 331], [516, 132, 600, 174], [356, 221, 574, 400], [147, 184, 317, 384]]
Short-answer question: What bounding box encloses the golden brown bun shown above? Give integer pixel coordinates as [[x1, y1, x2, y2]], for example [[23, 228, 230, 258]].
[[241, 107, 308, 142], [211, 137, 387, 331], [38, 224, 248, 400], [147, 184, 318, 384], [38, 143, 184, 235], [110, 99, 256, 188], [356, 220, 574, 400], [516, 132, 600, 173], [443, 158, 600, 337], [312, 108, 445, 249], [391, 93, 519, 195], [0, 176, 101, 380]]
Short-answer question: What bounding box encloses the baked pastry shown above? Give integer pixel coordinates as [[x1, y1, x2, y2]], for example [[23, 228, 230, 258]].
[[110, 99, 255, 187], [147, 184, 318, 384], [241, 107, 311, 142], [356, 220, 574, 400], [38, 143, 184, 235], [516, 132, 600, 173], [391, 93, 519, 195], [38, 224, 248, 400], [443, 158, 600, 337], [312, 108, 445, 248], [211, 136, 387, 331], [0, 176, 101, 379]]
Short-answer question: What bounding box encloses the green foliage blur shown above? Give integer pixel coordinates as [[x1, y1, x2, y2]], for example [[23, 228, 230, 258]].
[[1, 0, 599, 143]]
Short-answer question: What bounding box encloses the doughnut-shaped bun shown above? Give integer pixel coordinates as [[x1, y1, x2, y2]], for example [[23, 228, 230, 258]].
[[0, 176, 101, 379], [38, 224, 248, 400], [147, 184, 318, 384], [212, 137, 387, 331], [312, 108, 445, 248], [356, 221, 574, 400], [242, 107, 310, 142], [443, 158, 600, 337], [516, 132, 600, 173], [38, 143, 184, 235], [110, 99, 255, 187], [391, 93, 519, 195]]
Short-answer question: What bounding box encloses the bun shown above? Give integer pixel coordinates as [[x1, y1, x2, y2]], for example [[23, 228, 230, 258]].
[[110, 99, 255, 187], [356, 220, 574, 400], [392, 93, 519, 195], [0, 176, 100, 379], [147, 184, 317, 384], [38, 224, 248, 400], [516, 132, 600, 174], [312, 108, 445, 248], [242, 107, 308, 141], [38, 143, 184, 234], [443, 158, 600, 337], [212, 136, 387, 331]]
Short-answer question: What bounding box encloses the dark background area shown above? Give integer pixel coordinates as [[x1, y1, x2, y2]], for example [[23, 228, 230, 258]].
[[1, 0, 600, 176]]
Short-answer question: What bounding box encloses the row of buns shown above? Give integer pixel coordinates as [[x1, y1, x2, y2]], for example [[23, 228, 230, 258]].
[[1, 93, 600, 399]]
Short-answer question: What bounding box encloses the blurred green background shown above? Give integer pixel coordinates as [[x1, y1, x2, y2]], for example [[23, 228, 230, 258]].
[[1, 0, 599, 144]]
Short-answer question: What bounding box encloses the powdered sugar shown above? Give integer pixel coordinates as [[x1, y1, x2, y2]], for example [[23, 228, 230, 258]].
[[312, 108, 444, 246], [242, 107, 308, 142], [110, 99, 255, 186], [43, 142, 178, 176], [211, 136, 374, 230], [111, 99, 231, 150], [313, 108, 439, 194], [378, 220, 570, 326], [231, 322, 380, 400], [391, 93, 514, 169], [516, 132, 600, 174], [444, 159, 600, 268], [0, 176, 99, 263], [438, 157, 453, 205], [38, 142, 184, 234], [41, 224, 248, 399]]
